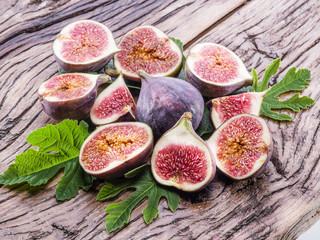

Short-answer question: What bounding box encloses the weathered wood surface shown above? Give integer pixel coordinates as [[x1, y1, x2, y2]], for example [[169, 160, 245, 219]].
[[1, 0, 320, 239]]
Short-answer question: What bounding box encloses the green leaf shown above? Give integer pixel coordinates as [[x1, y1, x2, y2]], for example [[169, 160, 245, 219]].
[[252, 68, 258, 91], [0, 119, 94, 201], [252, 58, 281, 92], [265, 68, 311, 98], [56, 157, 95, 201], [97, 166, 180, 233], [58, 68, 66, 74], [260, 103, 294, 121], [169, 36, 186, 71], [124, 164, 148, 179], [252, 61, 314, 121], [58, 68, 100, 75], [196, 104, 214, 136]]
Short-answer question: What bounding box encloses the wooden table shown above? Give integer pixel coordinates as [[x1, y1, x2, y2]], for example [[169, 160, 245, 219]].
[[1, 0, 319, 239]]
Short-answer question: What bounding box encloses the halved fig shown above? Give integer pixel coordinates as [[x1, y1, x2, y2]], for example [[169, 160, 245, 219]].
[[151, 112, 216, 192], [207, 91, 266, 129], [206, 114, 273, 180], [113, 25, 183, 81], [185, 43, 253, 97], [53, 19, 120, 72], [79, 122, 153, 179], [90, 73, 136, 125], [135, 70, 204, 140], [38, 73, 110, 120]]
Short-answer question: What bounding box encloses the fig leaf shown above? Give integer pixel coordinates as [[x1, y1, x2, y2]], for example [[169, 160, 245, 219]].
[[196, 104, 214, 137], [97, 165, 180, 233], [252, 58, 281, 92], [124, 164, 148, 178], [252, 60, 314, 121], [0, 120, 95, 201]]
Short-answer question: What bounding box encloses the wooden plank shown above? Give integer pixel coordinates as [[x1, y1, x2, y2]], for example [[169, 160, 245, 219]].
[[0, 1, 247, 240], [1, 0, 319, 239], [160, 0, 320, 239]]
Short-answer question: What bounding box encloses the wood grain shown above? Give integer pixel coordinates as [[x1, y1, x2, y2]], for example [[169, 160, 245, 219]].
[[1, 0, 320, 239]]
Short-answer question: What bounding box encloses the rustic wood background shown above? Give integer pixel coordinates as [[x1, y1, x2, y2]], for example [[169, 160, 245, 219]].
[[1, 0, 320, 239]]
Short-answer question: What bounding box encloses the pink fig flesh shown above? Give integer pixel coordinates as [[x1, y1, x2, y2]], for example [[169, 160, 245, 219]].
[[206, 114, 272, 180], [79, 122, 153, 179], [185, 43, 252, 97], [113, 26, 183, 81], [207, 91, 266, 129], [154, 144, 209, 184]]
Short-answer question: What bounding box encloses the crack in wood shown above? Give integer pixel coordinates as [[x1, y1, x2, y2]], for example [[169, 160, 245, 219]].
[[152, 2, 194, 26], [301, 155, 320, 193], [224, 200, 281, 239], [0, 0, 117, 49], [52, 222, 78, 238]]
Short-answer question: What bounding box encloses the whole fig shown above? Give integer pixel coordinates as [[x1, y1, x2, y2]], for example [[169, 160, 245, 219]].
[[135, 70, 204, 140]]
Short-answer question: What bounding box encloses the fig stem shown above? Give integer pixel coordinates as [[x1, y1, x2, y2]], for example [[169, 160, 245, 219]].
[[105, 68, 120, 78], [182, 112, 192, 121], [177, 112, 193, 130], [97, 74, 112, 86], [137, 70, 151, 81]]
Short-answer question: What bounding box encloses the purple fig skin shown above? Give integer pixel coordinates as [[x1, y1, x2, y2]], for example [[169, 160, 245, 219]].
[[79, 122, 154, 179], [40, 89, 97, 120], [151, 112, 216, 192], [39, 74, 110, 121], [206, 114, 273, 180], [135, 71, 204, 140]]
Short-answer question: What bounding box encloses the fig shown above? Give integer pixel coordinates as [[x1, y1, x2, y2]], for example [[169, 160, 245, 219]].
[[90, 73, 136, 125], [113, 25, 183, 81], [206, 114, 273, 180], [53, 19, 120, 72], [79, 122, 153, 179], [207, 91, 266, 129], [38, 73, 110, 120], [135, 70, 204, 140], [185, 43, 253, 97], [151, 112, 216, 192]]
